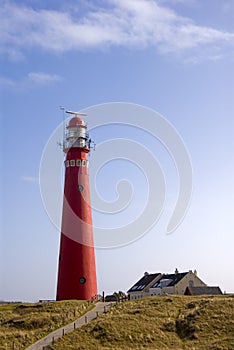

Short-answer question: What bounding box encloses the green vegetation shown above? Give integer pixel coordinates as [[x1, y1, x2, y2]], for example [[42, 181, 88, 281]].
[[48, 295, 234, 350], [0, 300, 91, 350], [1, 295, 233, 350]]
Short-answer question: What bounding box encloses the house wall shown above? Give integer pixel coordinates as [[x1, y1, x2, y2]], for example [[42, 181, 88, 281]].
[[174, 271, 206, 295], [149, 286, 174, 296], [129, 291, 149, 300]]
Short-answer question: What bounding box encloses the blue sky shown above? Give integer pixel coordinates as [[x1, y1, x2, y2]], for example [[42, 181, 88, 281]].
[[0, 0, 234, 301]]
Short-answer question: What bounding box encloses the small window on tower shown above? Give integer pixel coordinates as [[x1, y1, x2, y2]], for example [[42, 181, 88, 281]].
[[80, 277, 86, 284], [70, 160, 75, 167], [76, 159, 81, 166], [82, 160, 86, 166], [78, 185, 84, 192], [65, 160, 69, 167]]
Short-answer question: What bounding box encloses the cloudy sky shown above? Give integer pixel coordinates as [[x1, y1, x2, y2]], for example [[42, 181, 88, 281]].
[[0, 0, 233, 301]]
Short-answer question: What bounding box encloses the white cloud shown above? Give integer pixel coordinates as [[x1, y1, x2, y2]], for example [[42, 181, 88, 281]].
[[0, 0, 233, 61], [27, 72, 62, 85], [21, 176, 39, 183], [158, 0, 197, 5], [0, 72, 62, 89], [0, 77, 16, 88]]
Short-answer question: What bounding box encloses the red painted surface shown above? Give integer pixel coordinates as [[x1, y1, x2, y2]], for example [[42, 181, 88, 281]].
[[68, 116, 85, 127], [56, 145, 97, 300]]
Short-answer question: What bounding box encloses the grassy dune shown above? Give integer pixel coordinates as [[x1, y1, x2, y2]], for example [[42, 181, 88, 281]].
[[0, 300, 91, 350], [48, 295, 234, 350]]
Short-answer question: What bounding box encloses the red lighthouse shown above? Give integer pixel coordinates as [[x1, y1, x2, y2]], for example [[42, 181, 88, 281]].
[[56, 111, 97, 300]]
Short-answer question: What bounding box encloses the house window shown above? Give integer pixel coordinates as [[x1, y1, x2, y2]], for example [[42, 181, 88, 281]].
[[70, 160, 75, 166], [189, 280, 194, 287], [65, 160, 69, 167], [82, 160, 86, 166], [160, 279, 172, 288], [76, 159, 81, 166]]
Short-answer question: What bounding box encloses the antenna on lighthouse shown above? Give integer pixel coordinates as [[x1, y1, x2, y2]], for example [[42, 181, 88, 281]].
[[57, 106, 66, 150], [66, 110, 87, 117]]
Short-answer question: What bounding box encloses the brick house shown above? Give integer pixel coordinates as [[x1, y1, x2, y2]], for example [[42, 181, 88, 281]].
[[127, 272, 162, 300], [128, 269, 207, 300], [149, 269, 206, 296]]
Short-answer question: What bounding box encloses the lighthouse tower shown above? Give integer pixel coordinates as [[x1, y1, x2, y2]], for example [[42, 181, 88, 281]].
[[56, 111, 97, 301]]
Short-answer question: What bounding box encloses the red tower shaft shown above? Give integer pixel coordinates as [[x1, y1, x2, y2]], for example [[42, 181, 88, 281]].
[[56, 116, 97, 300]]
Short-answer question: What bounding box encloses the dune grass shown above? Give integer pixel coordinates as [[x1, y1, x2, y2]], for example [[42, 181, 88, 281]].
[[0, 300, 91, 350], [47, 295, 234, 350]]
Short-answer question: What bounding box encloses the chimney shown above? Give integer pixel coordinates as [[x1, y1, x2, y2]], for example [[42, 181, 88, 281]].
[[144, 272, 149, 276], [175, 268, 179, 274], [194, 269, 197, 276]]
